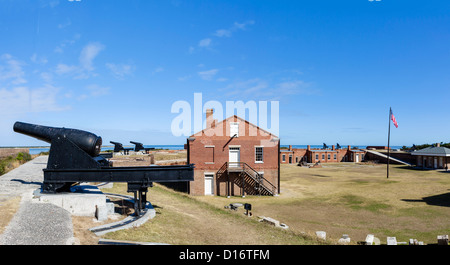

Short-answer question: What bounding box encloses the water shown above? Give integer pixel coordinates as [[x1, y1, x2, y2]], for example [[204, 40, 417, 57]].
[[28, 145, 185, 155], [26, 144, 403, 155]]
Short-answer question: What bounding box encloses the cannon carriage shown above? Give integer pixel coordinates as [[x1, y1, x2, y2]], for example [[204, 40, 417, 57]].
[[13, 121, 194, 215]]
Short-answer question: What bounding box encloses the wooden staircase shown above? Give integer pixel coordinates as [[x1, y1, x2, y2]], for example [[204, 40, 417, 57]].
[[220, 162, 277, 196]]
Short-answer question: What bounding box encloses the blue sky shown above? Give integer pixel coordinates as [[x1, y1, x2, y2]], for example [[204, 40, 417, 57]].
[[1, 0, 450, 147]]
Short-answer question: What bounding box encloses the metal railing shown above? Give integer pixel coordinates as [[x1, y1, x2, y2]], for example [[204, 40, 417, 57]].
[[223, 162, 277, 196]]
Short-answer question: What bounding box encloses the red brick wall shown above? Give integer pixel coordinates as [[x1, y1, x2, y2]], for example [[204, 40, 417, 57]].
[[188, 115, 279, 196], [280, 147, 366, 164]]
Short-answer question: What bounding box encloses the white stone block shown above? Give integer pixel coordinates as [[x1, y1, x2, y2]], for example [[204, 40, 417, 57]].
[[387, 237, 397, 245], [96, 205, 108, 221], [365, 234, 374, 245], [316, 231, 326, 240]]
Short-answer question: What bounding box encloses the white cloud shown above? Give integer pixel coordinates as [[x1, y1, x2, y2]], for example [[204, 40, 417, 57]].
[[106, 63, 135, 79], [193, 20, 255, 52], [223, 78, 268, 96], [76, 84, 110, 101], [30, 84, 68, 112], [216, 77, 228, 82], [55, 42, 104, 79], [40, 72, 53, 83], [198, 38, 212, 48], [214, 29, 232, 37], [48, 0, 60, 8], [152, 66, 164, 74], [276, 80, 314, 95], [233, 20, 255, 30], [213, 20, 255, 39], [79, 42, 104, 71], [58, 18, 71, 29], [0, 85, 68, 114], [30, 53, 48, 65], [54, 34, 81, 54], [221, 77, 314, 100], [0, 53, 69, 117], [0, 54, 27, 85], [177, 75, 192, 81], [55, 63, 78, 75], [198, 69, 218, 80], [86, 84, 110, 97]]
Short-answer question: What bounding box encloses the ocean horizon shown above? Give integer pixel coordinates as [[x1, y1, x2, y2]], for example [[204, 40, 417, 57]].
[[19, 144, 405, 155]]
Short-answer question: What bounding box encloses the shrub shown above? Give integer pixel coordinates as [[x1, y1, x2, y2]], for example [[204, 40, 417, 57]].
[[16, 152, 31, 162]]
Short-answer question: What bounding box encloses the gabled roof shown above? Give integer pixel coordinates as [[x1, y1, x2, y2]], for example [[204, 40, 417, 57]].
[[411, 146, 450, 156], [190, 115, 278, 138]]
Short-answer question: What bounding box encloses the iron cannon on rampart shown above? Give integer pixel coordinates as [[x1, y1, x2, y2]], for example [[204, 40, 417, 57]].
[[110, 141, 133, 155], [13, 121, 194, 214], [130, 141, 154, 153]]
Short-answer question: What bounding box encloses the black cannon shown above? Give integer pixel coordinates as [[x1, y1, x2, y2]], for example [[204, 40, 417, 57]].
[[13, 121, 194, 215], [130, 141, 154, 154], [110, 141, 133, 155]]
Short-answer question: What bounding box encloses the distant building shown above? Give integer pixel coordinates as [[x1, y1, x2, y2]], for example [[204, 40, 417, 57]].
[[411, 143, 450, 169], [186, 109, 280, 196], [280, 145, 366, 164], [366, 146, 389, 150]]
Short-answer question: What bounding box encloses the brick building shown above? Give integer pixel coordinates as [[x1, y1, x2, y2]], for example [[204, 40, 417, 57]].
[[280, 145, 366, 164], [411, 143, 450, 169], [186, 109, 280, 196]]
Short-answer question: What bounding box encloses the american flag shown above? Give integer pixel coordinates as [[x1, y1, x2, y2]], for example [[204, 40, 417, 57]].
[[390, 108, 398, 128]]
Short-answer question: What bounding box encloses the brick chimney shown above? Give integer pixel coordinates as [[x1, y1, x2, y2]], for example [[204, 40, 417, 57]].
[[436, 143, 441, 147], [332, 145, 335, 150], [348, 145, 351, 150], [206, 108, 215, 128], [307, 145, 311, 151], [289, 145, 292, 151]]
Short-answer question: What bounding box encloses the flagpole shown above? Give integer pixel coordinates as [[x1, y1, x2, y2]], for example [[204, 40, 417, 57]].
[[387, 107, 391, 179]]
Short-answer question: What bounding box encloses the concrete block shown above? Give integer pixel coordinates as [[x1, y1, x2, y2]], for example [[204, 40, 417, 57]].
[[365, 234, 374, 245], [387, 237, 397, 245], [338, 234, 351, 245], [316, 231, 326, 240], [33, 184, 107, 217], [106, 202, 115, 215], [96, 205, 108, 221]]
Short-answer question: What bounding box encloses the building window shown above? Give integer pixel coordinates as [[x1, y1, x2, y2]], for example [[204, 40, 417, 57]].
[[205, 146, 214, 163], [322, 154, 325, 160], [328, 154, 330, 160], [282, 154, 286, 162], [255, 147, 263, 163], [334, 154, 337, 160], [295, 156, 298, 163], [230, 122, 239, 137], [315, 154, 319, 160]]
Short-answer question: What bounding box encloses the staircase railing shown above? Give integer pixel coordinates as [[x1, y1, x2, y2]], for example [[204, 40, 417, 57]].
[[224, 162, 277, 196]]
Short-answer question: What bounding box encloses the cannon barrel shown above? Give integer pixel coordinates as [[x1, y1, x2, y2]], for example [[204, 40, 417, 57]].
[[13, 121, 102, 157], [130, 141, 144, 151], [110, 141, 123, 148]]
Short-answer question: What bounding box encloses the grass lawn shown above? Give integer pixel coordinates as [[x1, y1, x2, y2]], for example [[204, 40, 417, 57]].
[[99, 163, 450, 245]]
